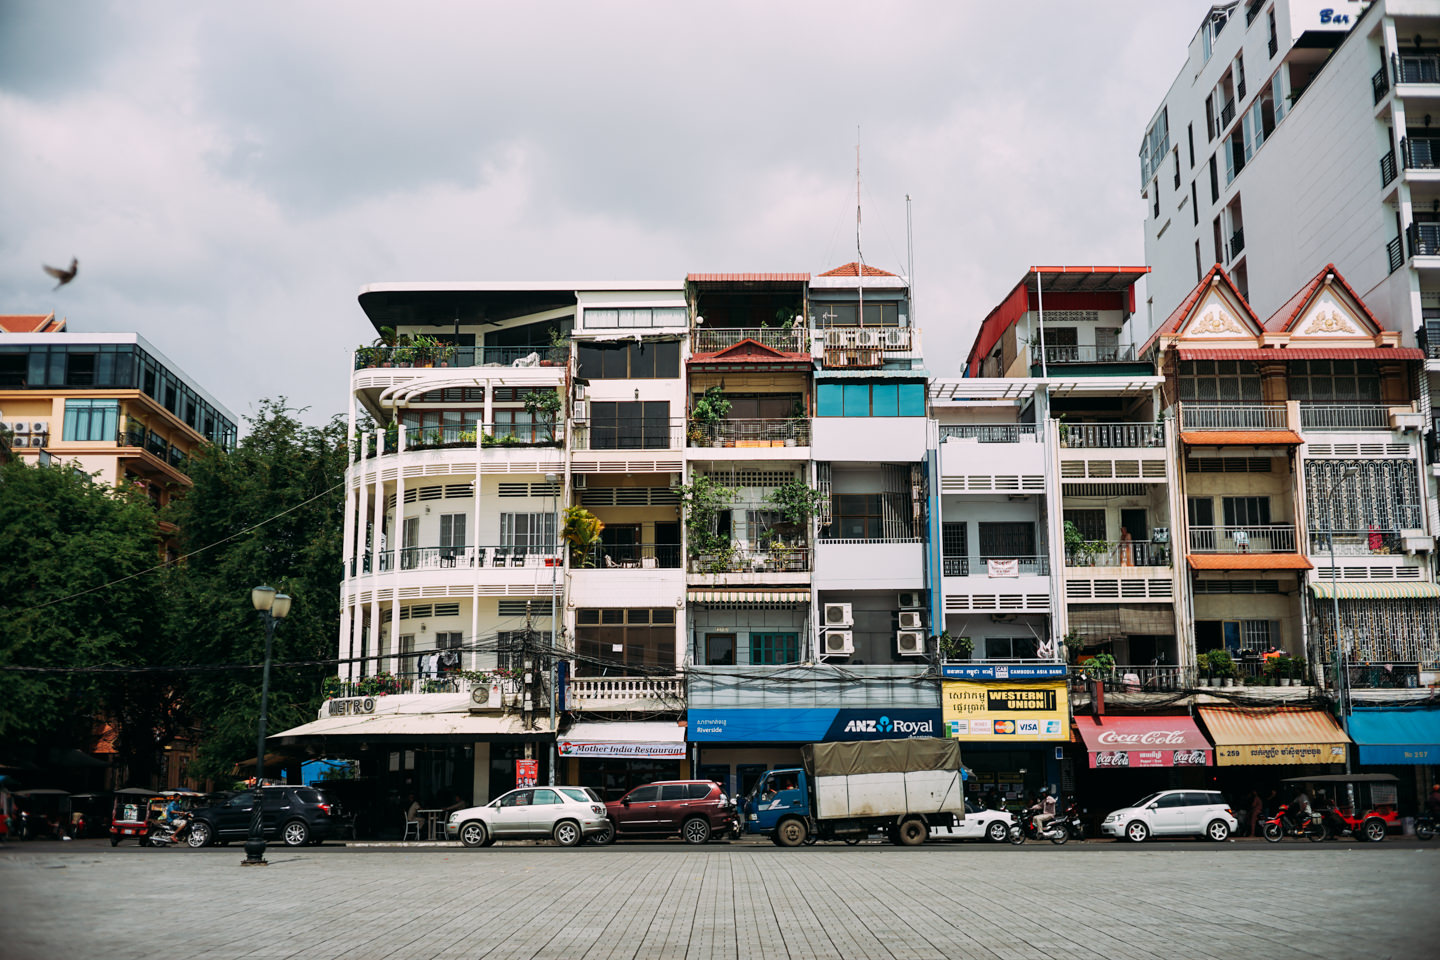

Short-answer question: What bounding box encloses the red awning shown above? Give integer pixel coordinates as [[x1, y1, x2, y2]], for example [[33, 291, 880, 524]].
[[686, 273, 809, 284], [1075, 715, 1213, 769], [1176, 347, 1424, 361]]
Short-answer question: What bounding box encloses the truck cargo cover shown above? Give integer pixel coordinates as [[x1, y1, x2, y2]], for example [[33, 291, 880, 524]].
[[801, 738, 960, 778]]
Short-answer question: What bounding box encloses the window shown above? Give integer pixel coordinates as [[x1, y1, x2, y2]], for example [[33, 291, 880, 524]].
[[1222, 496, 1271, 526], [493, 409, 539, 441], [440, 513, 466, 550], [583, 306, 686, 329], [660, 784, 690, 801], [627, 785, 659, 803], [399, 409, 482, 435], [979, 522, 1036, 558], [1194, 239, 1203, 281], [1177, 360, 1262, 402], [809, 301, 901, 327], [531, 788, 561, 805], [983, 637, 1040, 660], [589, 400, 671, 449], [1209, 154, 1219, 203], [815, 382, 925, 417], [941, 522, 967, 557], [575, 340, 679, 379], [750, 632, 800, 665], [62, 399, 119, 442], [704, 634, 736, 666], [1191, 182, 1199, 226], [1063, 509, 1106, 542], [574, 608, 676, 676], [500, 513, 557, 550], [1287, 360, 1380, 402], [434, 632, 463, 651], [832, 494, 883, 539], [1187, 123, 1195, 167]]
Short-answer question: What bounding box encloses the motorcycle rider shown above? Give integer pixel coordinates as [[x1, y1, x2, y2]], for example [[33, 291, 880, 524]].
[[1285, 788, 1313, 833], [1313, 790, 1347, 839], [1029, 789, 1057, 836]]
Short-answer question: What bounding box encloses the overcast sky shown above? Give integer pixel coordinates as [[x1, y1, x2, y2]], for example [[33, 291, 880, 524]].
[[0, 1, 1207, 427]]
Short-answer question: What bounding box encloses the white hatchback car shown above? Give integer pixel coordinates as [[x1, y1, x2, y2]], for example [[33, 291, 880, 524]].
[[930, 801, 1017, 843], [447, 786, 610, 847], [1101, 789, 1237, 842]]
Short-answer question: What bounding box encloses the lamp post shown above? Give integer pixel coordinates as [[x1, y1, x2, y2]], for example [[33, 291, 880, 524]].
[[243, 584, 292, 866], [546, 472, 559, 786], [1324, 465, 1358, 812]]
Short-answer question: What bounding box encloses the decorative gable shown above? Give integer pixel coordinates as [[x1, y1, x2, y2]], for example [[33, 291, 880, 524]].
[[1286, 288, 1377, 342], [1175, 287, 1261, 346], [699, 337, 807, 361]]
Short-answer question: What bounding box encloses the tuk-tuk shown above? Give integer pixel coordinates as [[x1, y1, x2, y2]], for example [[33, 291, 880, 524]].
[[1281, 773, 1400, 842], [11, 789, 73, 840], [109, 788, 204, 847]]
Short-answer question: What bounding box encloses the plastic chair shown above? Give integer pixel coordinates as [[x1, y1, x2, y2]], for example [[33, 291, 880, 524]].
[[402, 814, 420, 841]]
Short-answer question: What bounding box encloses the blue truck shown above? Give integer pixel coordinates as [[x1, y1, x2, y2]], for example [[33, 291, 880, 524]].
[[743, 738, 965, 846]]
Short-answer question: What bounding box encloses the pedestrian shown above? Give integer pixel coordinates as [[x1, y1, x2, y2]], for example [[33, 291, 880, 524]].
[[1427, 783, 1440, 819], [1248, 789, 1263, 838], [442, 791, 466, 814]]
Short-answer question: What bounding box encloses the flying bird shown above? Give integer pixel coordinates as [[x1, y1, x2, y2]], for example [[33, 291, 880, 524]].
[[43, 257, 78, 290]]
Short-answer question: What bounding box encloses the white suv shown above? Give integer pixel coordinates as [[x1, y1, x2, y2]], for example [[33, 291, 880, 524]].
[[1101, 789, 1237, 842], [447, 786, 610, 847]]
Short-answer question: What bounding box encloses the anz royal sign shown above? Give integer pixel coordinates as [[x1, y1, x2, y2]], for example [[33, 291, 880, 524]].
[[687, 708, 942, 743]]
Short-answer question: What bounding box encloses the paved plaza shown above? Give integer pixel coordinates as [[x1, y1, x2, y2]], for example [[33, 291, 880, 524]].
[[4, 840, 1438, 960]]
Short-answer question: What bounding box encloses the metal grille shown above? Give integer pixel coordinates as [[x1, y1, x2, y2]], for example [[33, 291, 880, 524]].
[[1305, 459, 1423, 531], [1314, 599, 1440, 661]]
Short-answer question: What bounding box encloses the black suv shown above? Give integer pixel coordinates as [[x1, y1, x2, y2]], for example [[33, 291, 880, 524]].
[[187, 786, 335, 848]]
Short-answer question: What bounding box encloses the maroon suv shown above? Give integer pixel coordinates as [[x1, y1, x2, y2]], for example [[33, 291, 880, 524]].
[[602, 780, 736, 844]]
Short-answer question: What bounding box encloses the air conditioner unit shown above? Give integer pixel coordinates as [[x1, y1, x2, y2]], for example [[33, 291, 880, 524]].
[[573, 382, 588, 400], [897, 591, 923, 609], [572, 400, 588, 420], [822, 602, 853, 627], [895, 630, 926, 656], [13, 422, 31, 434], [32, 421, 48, 434], [883, 328, 907, 347], [822, 630, 854, 656], [854, 329, 881, 348], [897, 610, 924, 631], [16, 435, 36, 447], [571, 474, 587, 489]]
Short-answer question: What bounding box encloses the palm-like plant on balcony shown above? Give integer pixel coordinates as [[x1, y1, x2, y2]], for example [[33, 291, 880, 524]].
[[562, 505, 604, 567]]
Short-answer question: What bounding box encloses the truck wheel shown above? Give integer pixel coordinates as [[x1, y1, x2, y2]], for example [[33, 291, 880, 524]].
[[897, 819, 928, 846], [775, 818, 807, 847]]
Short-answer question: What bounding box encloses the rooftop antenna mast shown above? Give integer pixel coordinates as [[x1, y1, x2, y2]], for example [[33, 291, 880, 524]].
[[906, 194, 914, 328], [856, 128, 864, 327]]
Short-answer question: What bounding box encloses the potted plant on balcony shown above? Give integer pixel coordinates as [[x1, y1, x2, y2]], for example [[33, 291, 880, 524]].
[[1209, 649, 1237, 687], [1082, 652, 1116, 688], [322, 676, 343, 699], [938, 631, 972, 662], [785, 399, 806, 446], [690, 386, 731, 447], [371, 326, 403, 366], [523, 390, 563, 443], [542, 326, 570, 366], [562, 505, 604, 568], [679, 474, 738, 573]]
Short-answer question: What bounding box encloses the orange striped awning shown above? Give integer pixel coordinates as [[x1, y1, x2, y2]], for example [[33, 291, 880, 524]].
[[1187, 554, 1313, 570], [1179, 431, 1304, 446], [1197, 706, 1349, 766]]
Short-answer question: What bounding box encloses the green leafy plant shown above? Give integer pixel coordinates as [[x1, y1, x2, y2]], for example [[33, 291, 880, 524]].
[[1207, 649, 1236, 679], [690, 387, 732, 444], [678, 474, 738, 571], [548, 326, 571, 363], [523, 390, 563, 442], [766, 479, 827, 532], [1082, 652, 1116, 679], [562, 505, 604, 567], [322, 676, 342, 699], [938, 632, 972, 660]]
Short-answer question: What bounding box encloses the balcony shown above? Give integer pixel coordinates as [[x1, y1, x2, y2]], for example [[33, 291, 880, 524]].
[[1065, 541, 1171, 567], [1401, 136, 1440, 170], [568, 675, 685, 712], [1219, 98, 1236, 129], [1334, 662, 1426, 691], [1394, 52, 1440, 85], [1042, 344, 1137, 365], [570, 418, 685, 451], [939, 423, 1037, 443], [1066, 663, 1189, 695], [1188, 524, 1297, 553], [1057, 422, 1163, 449], [687, 418, 808, 449], [576, 542, 682, 570], [1308, 529, 1407, 557], [1228, 227, 1245, 261], [814, 538, 925, 590], [353, 344, 567, 370], [1389, 235, 1406, 273], [407, 423, 563, 451], [327, 672, 515, 698], [1178, 402, 1289, 431], [1410, 222, 1440, 258], [690, 326, 810, 354], [688, 542, 810, 575], [1298, 404, 1392, 431], [942, 556, 1050, 577], [1381, 149, 1397, 188], [1374, 66, 1391, 104]]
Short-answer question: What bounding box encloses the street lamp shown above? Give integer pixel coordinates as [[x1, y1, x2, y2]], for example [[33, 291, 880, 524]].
[[546, 472, 559, 786], [242, 584, 292, 866], [1322, 465, 1359, 811]]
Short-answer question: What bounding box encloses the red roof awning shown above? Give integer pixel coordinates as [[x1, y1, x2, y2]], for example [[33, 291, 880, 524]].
[[1075, 715, 1212, 769], [1187, 554, 1314, 570], [1179, 430, 1304, 446], [1176, 347, 1424, 361], [687, 273, 809, 284]]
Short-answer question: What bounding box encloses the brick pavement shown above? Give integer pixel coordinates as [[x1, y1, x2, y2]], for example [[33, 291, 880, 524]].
[[3, 840, 1437, 960]]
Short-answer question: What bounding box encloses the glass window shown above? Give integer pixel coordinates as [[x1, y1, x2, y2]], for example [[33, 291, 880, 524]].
[[499, 790, 533, 807], [589, 401, 671, 450], [62, 399, 119, 442], [898, 383, 926, 416], [576, 341, 679, 379], [816, 383, 843, 417], [871, 383, 898, 416], [626, 786, 659, 803], [978, 522, 1036, 557], [842, 383, 869, 416], [750, 632, 800, 665], [660, 784, 689, 801], [500, 513, 557, 550], [705, 634, 736, 666], [1222, 497, 1270, 526], [531, 788, 561, 805], [833, 494, 883, 539]]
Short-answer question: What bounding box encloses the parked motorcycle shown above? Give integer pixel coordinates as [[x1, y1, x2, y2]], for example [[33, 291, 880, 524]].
[[1415, 815, 1436, 841], [1054, 802, 1086, 841], [1262, 804, 1326, 842]]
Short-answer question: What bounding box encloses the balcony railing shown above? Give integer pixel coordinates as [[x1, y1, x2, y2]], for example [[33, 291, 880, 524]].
[[146, 432, 169, 458], [1381, 149, 1397, 187], [1065, 540, 1171, 567], [118, 426, 147, 449], [1332, 662, 1424, 690], [1188, 524, 1297, 553], [690, 326, 810, 354], [942, 556, 1050, 576], [568, 676, 685, 709], [1178, 403, 1288, 431], [939, 423, 1038, 443], [1401, 136, 1440, 170], [327, 672, 518, 698], [576, 542, 683, 570], [1298, 404, 1393, 431], [1388, 235, 1406, 273], [687, 543, 811, 574], [353, 345, 567, 370], [1042, 344, 1137, 364], [403, 423, 563, 451], [1228, 227, 1245, 261], [1374, 66, 1391, 104], [688, 418, 808, 448], [357, 545, 561, 575], [1219, 98, 1236, 129], [570, 418, 685, 451], [1058, 421, 1163, 449], [822, 326, 913, 351], [1395, 52, 1440, 85], [1408, 222, 1440, 258], [1268, 35, 1277, 58], [1067, 663, 1189, 694], [1308, 529, 1404, 557]]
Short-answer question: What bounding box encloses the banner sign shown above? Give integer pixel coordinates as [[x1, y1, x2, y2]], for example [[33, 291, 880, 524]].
[[1076, 715, 1213, 769], [515, 759, 538, 787], [987, 559, 1019, 578], [941, 664, 1068, 680], [687, 708, 943, 743], [1214, 742, 1347, 766], [942, 680, 1069, 741], [557, 741, 686, 759]]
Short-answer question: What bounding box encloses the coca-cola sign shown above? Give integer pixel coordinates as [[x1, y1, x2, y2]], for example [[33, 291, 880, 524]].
[[1094, 751, 1129, 767], [1094, 729, 1188, 746], [1172, 749, 1208, 766]]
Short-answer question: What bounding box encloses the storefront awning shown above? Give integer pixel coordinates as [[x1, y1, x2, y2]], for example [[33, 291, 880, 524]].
[[558, 720, 687, 759], [1308, 582, 1440, 600], [1346, 708, 1440, 765], [1074, 715, 1212, 769], [687, 589, 809, 605], [1197, 706, 1349, 766], [271, 713, 553, 743]]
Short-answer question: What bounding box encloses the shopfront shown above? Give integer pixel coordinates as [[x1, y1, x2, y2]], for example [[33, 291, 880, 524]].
[[557, 721, 689, 801], [941, 665, 1069, 801], [1196, 705, 1350, 802], [1345, 707, 1440, 813], [1072, 713, 1214, 814]]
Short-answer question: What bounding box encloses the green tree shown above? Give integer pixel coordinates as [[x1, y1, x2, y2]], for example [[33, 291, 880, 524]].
[[0, 457, 165, 771], [165, 399, 348, 782]]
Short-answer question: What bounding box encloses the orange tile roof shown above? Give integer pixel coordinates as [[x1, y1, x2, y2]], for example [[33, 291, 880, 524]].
[[1179, 431, 1303, 446], [1176, 348, 1424, 361], [817, 262, 898, 278], [1138, 264, 1258, 357], [1186, 554, 1313, 570], [688, 338, 810, 364], [0, 313, 63, 333], [1261, 263, 1382, 333]]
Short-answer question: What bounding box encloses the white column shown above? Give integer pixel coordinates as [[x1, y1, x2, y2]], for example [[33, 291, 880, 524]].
[[368, 429, 386, 678], [471, 429, 483, 672], [391, 425, 407, 675]]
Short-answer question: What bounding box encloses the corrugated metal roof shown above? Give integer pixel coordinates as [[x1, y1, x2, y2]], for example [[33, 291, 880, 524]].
[[1177, 347, 1425, 361], [1308, 581, 1440, 599], [1179, 430, 1304, 446], [1198, 706, 1349, 766], [1187, 554, 1314, 570], [686, 273, 809, 283], [686, 589, 809, 604]]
